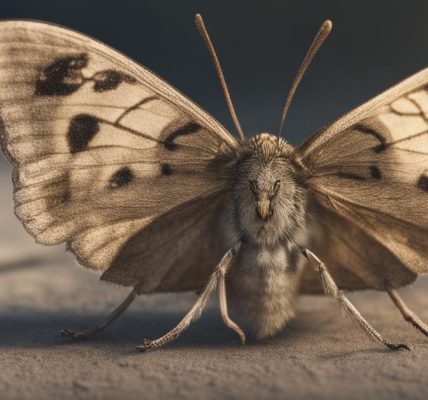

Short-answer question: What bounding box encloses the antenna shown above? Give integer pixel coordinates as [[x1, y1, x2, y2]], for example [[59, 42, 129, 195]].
[[195, 13, 245, 141], [278, 20, 332, 138]]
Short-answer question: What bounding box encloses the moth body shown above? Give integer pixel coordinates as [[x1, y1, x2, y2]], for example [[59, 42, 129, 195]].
[[225, 133, 307, 338], [227, 241, 305, 339]]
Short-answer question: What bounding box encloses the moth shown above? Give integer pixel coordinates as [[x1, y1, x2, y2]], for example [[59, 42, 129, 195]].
[[0, 14, 427, 352]]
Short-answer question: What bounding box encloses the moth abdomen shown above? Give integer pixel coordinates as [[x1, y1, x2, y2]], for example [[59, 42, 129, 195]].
[[227, 242, 304, 339]]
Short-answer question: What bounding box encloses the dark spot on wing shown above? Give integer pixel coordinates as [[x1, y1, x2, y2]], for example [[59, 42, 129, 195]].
[[417, 174, 428, 192], [92, 70, 137, 92], [68, 114, 99, 153], [61, 189, 71, 203], [110, 167, 134, 189], [35, 54, 88, 96], [164, 122, 201, 150], [370, 166, 382, 179], [337, 171, 366, 181], [337, 167, 382, 181], [161, 163, 173, 176], [353, 124, 388, 153]]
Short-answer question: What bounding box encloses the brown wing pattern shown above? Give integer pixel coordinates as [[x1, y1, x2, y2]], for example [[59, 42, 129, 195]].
[[0, 21, 236, 292], [300, 68, 428, 292]]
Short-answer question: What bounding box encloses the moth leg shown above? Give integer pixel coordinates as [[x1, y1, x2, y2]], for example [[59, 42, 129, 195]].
[[61, 288, 137, 340], [218, 264, 246, 345], [302, 249, 410, 351], [386, 285, 428, 337], [137, 243, 241, 352]]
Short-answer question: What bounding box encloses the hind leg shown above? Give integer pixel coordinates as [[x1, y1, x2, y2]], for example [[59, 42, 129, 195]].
[[303, 249, 410, 351], [386, 285, 428, 337], [61, 288, 137, 339]]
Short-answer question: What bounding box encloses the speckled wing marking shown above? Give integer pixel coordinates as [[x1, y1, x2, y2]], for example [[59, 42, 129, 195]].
[[300, 68, 428, 292], [0, 21, 236, 292]]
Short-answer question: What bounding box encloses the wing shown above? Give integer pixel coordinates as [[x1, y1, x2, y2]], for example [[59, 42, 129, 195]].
[[0, 20, 237, 293], [300, 202, 417, 294], [102, 190, 230, 293], [299, 68, 428, 292]]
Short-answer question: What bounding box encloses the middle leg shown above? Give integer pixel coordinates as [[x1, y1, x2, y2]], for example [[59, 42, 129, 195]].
[[303, 249, 410, 351], [137, 243, 241, 352]]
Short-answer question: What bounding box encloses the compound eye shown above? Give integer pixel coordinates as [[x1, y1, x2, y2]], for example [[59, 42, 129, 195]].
[[249, 180, 258, 194], [273, 180, 281, 194]]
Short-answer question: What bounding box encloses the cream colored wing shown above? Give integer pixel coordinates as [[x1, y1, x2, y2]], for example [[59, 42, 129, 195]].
[[299, 68, 428, 292], [0, 20, 236, 292]]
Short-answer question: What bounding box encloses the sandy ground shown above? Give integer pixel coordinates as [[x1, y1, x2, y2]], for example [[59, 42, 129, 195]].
[[1, 167, 428, 400]]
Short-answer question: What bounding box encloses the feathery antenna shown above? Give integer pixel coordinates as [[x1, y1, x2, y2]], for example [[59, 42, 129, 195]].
[[278, 20, 332, 138], [195, 13, 245, 141]]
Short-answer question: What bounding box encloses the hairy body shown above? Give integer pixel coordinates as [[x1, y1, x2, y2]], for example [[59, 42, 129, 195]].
[[227, 243, 305, 339], [224, 133, 308, 338]]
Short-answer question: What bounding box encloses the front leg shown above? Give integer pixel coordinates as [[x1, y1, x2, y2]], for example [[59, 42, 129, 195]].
[[218, 264, 246, 345], [137, 242, 241, 352], [303, 249, 410, 351]]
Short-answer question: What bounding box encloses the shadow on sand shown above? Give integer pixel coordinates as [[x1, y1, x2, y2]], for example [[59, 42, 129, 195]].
[[0, 305, 326, 355]]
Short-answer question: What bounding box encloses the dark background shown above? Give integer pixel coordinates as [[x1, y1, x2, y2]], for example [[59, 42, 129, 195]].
[[0, 0, 427, 149]]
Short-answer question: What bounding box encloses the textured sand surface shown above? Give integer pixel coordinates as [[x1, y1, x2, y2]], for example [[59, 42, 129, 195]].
[[1, 167, 428, 400]]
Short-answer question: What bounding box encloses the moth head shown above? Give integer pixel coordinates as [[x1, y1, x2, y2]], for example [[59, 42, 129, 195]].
[[249, 178, 280, 222], [232, 133, 306, 245]]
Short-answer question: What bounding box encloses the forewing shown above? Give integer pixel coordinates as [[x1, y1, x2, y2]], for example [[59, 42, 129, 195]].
[[0, 21, 236, 291], [299, 68, 428, 291]]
